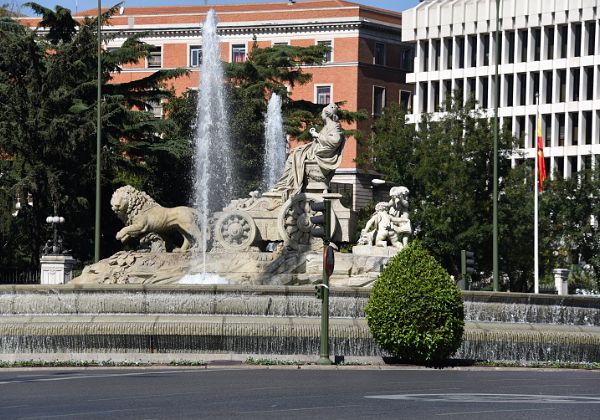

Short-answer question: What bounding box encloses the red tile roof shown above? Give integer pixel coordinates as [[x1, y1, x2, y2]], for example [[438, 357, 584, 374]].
[[76, 0, 401, 19]]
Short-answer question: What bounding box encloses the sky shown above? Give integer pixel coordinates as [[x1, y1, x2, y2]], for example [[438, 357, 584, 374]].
[[14, 0, 420, 15]]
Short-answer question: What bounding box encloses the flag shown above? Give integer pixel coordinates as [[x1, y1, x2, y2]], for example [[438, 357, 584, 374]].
[[537, 113, 547, 192]]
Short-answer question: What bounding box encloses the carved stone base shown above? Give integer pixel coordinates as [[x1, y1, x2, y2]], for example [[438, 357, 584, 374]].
[[40, 255, 76, 284], [73, 249, 389, 287], [352, 245, 401, 257]]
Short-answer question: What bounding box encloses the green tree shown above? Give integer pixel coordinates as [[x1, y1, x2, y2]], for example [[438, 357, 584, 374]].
[[362, 97, 514, 278], [540, 168, 600, 289], [0, 4, 187, 270]]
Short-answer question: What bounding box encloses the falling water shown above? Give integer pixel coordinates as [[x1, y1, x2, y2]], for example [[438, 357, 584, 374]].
[[193, 9, 234, 275], [262, 93, 286, 190]]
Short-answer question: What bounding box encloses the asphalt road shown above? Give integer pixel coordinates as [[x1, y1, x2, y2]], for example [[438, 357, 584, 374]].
[[0, 366, 599, 419]]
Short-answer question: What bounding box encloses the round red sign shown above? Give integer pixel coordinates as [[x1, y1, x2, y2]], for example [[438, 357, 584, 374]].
[[324, 245, 335, 277]]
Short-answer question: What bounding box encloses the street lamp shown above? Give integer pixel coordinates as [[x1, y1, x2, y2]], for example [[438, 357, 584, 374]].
[[45, 211, 65, 255]]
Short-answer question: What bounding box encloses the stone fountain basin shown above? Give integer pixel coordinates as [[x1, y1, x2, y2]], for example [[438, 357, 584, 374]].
[[0, 285, 599, 363]]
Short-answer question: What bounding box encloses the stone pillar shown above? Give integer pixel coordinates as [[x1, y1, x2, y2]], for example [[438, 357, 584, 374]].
[[40, 255, 76, 285], [552, 268, 569, 295]]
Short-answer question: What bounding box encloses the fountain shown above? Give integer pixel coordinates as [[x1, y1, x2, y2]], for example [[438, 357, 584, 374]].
[[1, 10, 598, 366], [263, 92, 286, 190], [192, 9, 234, 277]]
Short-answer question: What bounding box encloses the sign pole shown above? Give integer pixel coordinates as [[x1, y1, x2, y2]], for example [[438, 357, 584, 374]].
[[317, 200, 333, 365]]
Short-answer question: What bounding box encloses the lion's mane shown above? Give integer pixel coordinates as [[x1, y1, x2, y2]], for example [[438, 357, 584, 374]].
[[112, 186, 158, 226]]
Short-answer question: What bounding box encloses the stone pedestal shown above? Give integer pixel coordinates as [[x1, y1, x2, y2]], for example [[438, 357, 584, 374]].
[[40, 255, 76, 285], [552, 268, 569, 295], [352, 244, 400, 257]]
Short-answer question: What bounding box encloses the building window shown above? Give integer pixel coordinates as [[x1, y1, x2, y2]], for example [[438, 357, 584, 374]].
[[231, 44, 246, 63], [558, 25, 568, 58], [145, 100, 163, 119], [401, 46, 414, 71], [147, 46, 162, 68], [400, 90, 412, 112], [518, 29, 528, 62], [585, 66, 594, 100], [482, 34, 490, 66], [571, 68, 580, 102], [432, 39, 440, 70], [316, 85, 332, 104], [532, 28, 541, 61], [544, 71, 553, 104], [517, 73, 526, 106], [190, 45, 202, 68], [273, 42, 289, 46], [421, 40, 429, 71], [573, 22, 582, 57], [531, 72, 539, 105], [558, 69, 566, 102], [374, 42, 385, 65], [558, 113, 565, 146], [317, 40, 332, 63], [468, 35, 477, 67], [545, 26, 554, 60], [329, 182, 353, 209], [586, 21, 596, 56], [373, 86, 386, 116], [506, 31, 515, 63], [432, 81, 440, 111], [444, 38, 453, 69], [457, 37, 465, 68]]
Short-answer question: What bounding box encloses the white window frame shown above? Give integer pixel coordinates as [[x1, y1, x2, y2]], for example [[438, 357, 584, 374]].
[[373, 85, 386, 116], [145, 99, 164, 119], [231, 43, 247, 63], [189, 45, 202, 68], [399, 89, 413, 112], [374, 42, 386, 66], [146, 46, 162, 68], [315, 84, 333, 105], [316, 39, 334, 63]]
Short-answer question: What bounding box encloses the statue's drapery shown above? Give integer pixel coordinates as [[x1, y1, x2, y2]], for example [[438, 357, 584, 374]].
[[271, 103, 345, 196]]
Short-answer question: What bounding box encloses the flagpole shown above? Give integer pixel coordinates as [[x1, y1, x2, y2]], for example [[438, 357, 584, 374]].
[[534, 93, 539, 294]]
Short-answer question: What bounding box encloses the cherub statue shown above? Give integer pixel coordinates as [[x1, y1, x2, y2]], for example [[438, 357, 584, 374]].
[[388, 186, 412, 249], [358, 186, 412, 249]]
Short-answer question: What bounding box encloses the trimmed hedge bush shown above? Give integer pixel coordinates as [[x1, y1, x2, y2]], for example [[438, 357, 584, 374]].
[[365, 240, 464, 364]]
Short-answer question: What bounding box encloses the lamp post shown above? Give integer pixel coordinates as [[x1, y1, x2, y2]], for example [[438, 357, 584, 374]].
[[492, 0, 500, 292], [95, 0, 102, 262], [45, 211, 65, 255]]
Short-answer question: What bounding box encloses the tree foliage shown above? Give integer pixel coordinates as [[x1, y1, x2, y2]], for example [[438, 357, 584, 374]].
[[363, 98, 600, 291], [366, 240, 464, 364], [0, 4, 187, 270], [362, 98, 514, 278]]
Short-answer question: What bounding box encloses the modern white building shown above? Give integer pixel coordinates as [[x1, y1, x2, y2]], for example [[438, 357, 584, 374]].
[[402, 0, 600, 177]]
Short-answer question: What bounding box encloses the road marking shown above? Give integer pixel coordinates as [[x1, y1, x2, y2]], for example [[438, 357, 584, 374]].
[[20, 407, 160, 419], [365, 393, 600, 404], [0, 367, 245, 386], [239, 404, 363, 414], [436, 408, 555, 416]]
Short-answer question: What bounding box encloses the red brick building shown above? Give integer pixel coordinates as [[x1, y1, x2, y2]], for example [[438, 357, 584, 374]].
[[24, 0, 412, 209]]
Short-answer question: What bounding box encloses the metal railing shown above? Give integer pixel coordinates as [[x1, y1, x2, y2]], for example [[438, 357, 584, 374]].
[[0, 269, 40, 284]]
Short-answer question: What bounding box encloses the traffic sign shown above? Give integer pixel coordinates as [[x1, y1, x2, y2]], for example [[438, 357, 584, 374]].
[[324, 245, 335, 277]]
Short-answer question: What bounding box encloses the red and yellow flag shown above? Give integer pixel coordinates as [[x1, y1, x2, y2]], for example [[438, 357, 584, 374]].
[[537, 113, 547, 192]]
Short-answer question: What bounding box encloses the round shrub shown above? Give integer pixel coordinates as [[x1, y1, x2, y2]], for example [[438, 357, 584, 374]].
[[365, 240, 464, 364]]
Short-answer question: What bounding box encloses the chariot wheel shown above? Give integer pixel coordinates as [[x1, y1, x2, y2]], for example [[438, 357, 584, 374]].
[[213, 210, 257, 250], [277, 193, 337, 250]]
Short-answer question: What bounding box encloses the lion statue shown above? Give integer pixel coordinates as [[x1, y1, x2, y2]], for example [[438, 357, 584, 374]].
[[111, 185, 204, 252]]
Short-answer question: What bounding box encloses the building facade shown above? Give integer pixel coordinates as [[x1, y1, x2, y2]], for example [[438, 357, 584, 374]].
[[20, 0, 413, 210], [403, 0, 600, 177]]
